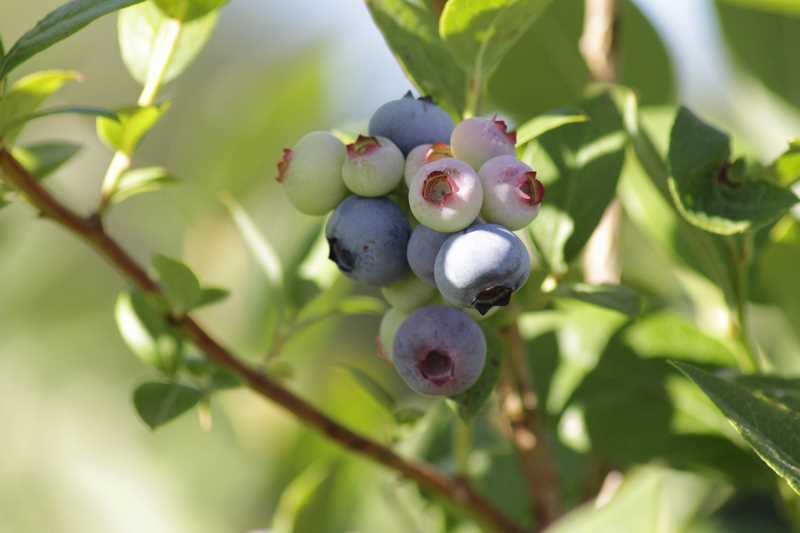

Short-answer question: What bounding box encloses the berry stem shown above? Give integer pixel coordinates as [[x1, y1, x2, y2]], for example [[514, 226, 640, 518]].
[[0, 148, 527, 533], [727, 232, 767, 373], [499, 317, 562, 531]]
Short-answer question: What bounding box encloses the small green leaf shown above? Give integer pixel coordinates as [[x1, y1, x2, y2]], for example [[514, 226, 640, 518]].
[[515, 108, 588, 147], [222, 193, 283, 288], [667, 107, 798, 235], [152, 0, 228, 21], [96, 103, 169, 155], [152, 254, 202, 314], [208, 366, 242, 390], [0, 70, 81, 143], [0, 105, 117, 137], [340, 365, 396, 413], [766, 139, 800, 187], [364, 0, 465, 115], [449, 328, 502, 421], [732, 375, 800, 410], [115, 290, 182, 373], [119, 2, 219, 85], [133, 382, 202, 429], [553, 282, 642, 317], [0, 0, 145, 77], [272, 462, 332, 533], [11, 141, 81, 179], [195, 286, 229, 308], [111, 166, 177, 203], [673, 361, 800, 494], [440, 0, 553, 84]]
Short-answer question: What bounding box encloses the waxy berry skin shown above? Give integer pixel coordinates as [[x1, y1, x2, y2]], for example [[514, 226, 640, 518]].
[[434, 223, 530, 315], [404, 142, 453, 187], [368, 92, 455, 155], [392, 305, 486, 396], [450, 117, 517, 172], [408, 158, 483, 233], [276, 131, 347, 215], [478, 155, 544, 230], [342, 135, 404, 197], [325, 196, 411, 286], [406, 223, 454, 286]]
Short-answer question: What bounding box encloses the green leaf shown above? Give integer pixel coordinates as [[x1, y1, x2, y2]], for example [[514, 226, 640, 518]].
[[716, 1, 800, 108], [439, 0, 552, 84], [0, 0, 144, 78], [272, 462, 332, 533], [667, 107, 798, 235], [490, 0, 676, 122], [222, 193, 283, 288], [449, 328, 502, 421], [766, 139, 800, 187], [524, 90, 627, 274], [115, 290, 182, 373], [119, 2, 218, 85], [152, 0, 227, 21], [195, 286, 229, 308], [152, 254, 202, 314], [732, 374, 800, 410], [11, 141, 80, 179], [364, 0, 466, 115], [96, 103, 169, 155], [674, 361, 800, 494], [0, 105, 117, 137], [515, 108, 588, 147], [339, 365, 396, 413], [111, 166, 177, 204], [553, 282, 642, 317], [0, 70, 81, 143], [133, 382, 202, 429]]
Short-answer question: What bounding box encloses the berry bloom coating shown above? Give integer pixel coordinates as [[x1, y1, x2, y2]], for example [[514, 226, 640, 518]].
[[276, 131, 347, 215], [478, 155, 545, 230], [325, 196, 411, 286], [368, 92, 455, 155], [434, 223, 530, 315], [405, 143, 452, 187], [342, 135, 404, 197], [406, 223, 453, 286], [378, 307, 410, 360], [381, 272, 436, 311], [450, 117, 516, 171], [409, 158, 483, 232], [393, 305, 486, 396]]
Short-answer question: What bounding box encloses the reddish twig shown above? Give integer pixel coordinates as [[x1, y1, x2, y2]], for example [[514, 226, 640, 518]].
[[0, 148, 526, 533]]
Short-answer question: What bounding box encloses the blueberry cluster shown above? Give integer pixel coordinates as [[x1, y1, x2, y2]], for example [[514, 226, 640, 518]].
[[277, 92, 544, 396]]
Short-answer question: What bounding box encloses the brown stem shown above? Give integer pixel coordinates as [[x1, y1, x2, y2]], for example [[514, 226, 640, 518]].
[[579, 0, 619, 83], [499, 322, 562, 531], [0, 149, 526, 533]]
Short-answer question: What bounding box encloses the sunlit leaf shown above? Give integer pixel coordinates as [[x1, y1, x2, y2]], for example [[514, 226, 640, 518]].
[[515, 108, 588, 147], [152, 254, 202, 314], [152, 0, 228, 21], [115, 290, 182, 373], [111, 166, 178, 203], [119, 2, 218, 85], [96, 102, 170, 155]]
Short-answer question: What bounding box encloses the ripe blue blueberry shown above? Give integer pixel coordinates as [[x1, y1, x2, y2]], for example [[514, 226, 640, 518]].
[[434, 223, 530, 315], [404, 142, 452, 187], [381, 272, 436, 310], [342, 135, 404, 197], [325, 196, 411, 286], [406, 223, 453, 286], [450, 117, 517, 172], [479, 155, 545, 230], [409, 158, 483, 232], [276, 131, 347, 215], [368, 92, 455, 155], [392, 305, 486, 396]]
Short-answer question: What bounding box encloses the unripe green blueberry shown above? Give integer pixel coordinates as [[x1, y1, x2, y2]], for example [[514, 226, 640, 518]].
[[404, 142, 453, 187], [378, 307, 410, 360], [479, 155, 544, 230], [381, 272, 437, 311], [450, 117, 516, 171], [408, 158, 483, 232], [342, 135, 404, 197], [276, 131, 348, 215]]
